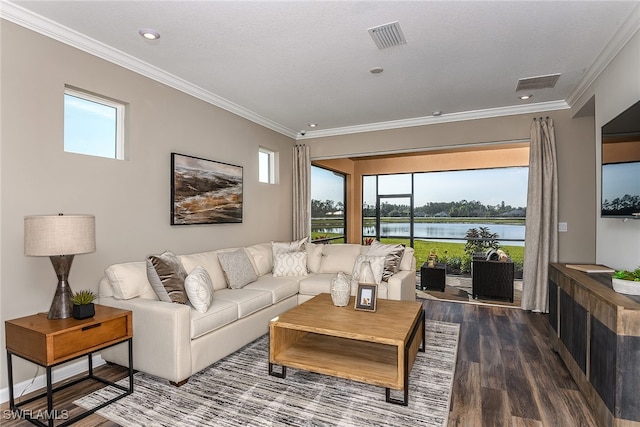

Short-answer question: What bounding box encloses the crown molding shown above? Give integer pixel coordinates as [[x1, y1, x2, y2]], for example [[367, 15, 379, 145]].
[[0, 1, 299, 139], [298, 101, 569, 140], [566, 3, 640, 108]]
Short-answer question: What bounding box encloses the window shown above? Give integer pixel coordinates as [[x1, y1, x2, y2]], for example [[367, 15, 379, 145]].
[[64, 87, 125, 159], [363, 167, 528, 276], [259, 147, 276, 183], [311, 166, 346, 243]]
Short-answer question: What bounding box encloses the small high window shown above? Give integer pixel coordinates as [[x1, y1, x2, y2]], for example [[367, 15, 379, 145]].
[[64, 87, 125, 159], [259, 147, 276, 183]]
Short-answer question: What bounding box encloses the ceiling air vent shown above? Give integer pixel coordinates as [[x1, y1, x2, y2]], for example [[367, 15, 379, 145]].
[[368, 21, 407, 50], [516, 73, 561, 91]]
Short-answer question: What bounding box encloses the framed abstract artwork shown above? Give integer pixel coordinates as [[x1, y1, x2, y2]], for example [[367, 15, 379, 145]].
[[171, 153, 243, 225]]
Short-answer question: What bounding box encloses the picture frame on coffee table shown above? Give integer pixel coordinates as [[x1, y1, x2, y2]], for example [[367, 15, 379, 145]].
[[355, 283, 377, 312], [171, 152, 243, 225]]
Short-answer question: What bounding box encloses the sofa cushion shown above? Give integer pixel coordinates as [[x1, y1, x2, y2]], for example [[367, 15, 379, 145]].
[[367, 241, 405, 281], [146, 251, 189, 304], [104, 261, 158, 300], [352, 255, 386, 285], [212, 288, 273, 318], [272, 237, 308, 255], [298, 273, 344, 296], [190, 299, 238, 339], [217, 248, 258, 289], [245, 242, 273, 276], [318, 244, 362, 274], [179, 250, 230, 291], [244, 275, 299, 303], [184, 266, 214, 313], [306, 242, 323, 273], [273, 252, 308, 277]]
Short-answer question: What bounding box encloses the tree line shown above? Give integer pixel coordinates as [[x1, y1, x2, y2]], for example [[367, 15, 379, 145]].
[[312, 199, 525, 218]]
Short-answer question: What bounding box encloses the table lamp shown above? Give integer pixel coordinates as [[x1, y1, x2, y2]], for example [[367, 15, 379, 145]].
[[24, 214, 96, 319]]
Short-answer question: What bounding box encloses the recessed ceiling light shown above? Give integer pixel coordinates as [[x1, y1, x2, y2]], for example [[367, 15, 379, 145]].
[[519, 94, 533, 100], [308, 123, 318, 128], [432, 111, 442, 116], [139, 29, 160, 40], [370, 67, 384, 74]]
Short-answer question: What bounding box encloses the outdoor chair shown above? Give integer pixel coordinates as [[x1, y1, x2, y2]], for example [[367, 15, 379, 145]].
[[471, 258, 514, 302]]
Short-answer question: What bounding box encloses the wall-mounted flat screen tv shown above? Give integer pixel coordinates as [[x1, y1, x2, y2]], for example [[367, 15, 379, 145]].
[[601, 100, 640, 218]]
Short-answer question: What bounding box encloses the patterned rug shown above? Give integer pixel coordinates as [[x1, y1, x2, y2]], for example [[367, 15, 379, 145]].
[[76, 320, 459, 427]]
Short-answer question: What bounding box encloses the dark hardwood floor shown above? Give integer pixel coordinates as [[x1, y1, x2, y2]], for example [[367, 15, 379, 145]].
[[1, 299, 597, 426], [422, 299, 598, 427]]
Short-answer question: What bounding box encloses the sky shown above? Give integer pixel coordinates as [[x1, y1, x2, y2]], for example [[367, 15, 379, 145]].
[[64, 94, 117, 158], [313, 166, 530, 208]]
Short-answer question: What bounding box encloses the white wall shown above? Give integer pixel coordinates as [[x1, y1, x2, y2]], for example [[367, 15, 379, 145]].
[[574, 27, 640, 271], [0, 21, 294, 389]]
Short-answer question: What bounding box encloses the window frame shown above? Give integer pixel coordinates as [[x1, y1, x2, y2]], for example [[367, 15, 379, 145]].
[[259, 146, 277, 184], [64, 87, 126, 160]]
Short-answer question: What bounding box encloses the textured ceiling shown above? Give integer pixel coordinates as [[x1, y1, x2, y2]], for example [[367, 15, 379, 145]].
[[4, 1, 640, 139]]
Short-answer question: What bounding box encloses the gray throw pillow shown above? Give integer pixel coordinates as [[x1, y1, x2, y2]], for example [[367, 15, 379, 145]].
[[146, 251, 189, 304], [217, 248, 258, 289]]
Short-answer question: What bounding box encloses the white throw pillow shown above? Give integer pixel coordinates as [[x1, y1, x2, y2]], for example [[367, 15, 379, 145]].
[[184, 266, 214, 313], [367, 240, 405, 281], [217, 248, 258, 289], [272, 237, 308, 255], [105, 261, 156, 300], [352, 255, 385, 285], [273, 252, 309, 277]]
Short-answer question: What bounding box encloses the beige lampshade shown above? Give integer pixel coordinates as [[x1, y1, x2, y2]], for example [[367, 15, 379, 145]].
[[24, 214, 96, 256]]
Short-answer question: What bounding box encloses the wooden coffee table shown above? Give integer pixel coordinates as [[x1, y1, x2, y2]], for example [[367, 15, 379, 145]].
[[269, 293, 424, 405]]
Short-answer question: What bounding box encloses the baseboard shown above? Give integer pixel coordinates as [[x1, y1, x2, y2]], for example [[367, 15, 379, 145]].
[[0, 354, 105, 404]]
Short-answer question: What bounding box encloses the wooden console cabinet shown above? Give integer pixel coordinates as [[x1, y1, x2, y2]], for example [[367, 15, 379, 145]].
[[548, 263, 640, 427]]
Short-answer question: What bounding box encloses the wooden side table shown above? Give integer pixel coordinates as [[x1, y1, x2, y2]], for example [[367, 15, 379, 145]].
[[5, 305, 133, 427]]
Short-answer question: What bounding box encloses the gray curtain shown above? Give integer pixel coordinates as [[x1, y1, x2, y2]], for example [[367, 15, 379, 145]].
[[292, 144, 311, 240], [522, 117, 558, 312]]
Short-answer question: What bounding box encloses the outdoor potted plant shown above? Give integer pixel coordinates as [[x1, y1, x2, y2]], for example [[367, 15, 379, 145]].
[[71, 289, 98, 319], [612, 268, 640, 296]]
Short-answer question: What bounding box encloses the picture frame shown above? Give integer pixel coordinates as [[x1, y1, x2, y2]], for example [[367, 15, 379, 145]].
[[354, 283, 378, 312], [171, 153, 243, 225]]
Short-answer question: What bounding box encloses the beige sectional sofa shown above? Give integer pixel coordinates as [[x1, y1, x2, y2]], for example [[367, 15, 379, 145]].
[[97, 241, 417, 385]]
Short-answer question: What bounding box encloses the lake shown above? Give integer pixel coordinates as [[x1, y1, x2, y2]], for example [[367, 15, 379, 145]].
[[313, 222, 526, 246]]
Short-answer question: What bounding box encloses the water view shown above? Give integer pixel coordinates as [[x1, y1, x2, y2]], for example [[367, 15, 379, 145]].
[[314, 222, 526, 246]]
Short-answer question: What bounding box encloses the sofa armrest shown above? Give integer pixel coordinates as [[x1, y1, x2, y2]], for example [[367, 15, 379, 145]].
[[386, 269, 417, 301], [98, 296, 192, 384]]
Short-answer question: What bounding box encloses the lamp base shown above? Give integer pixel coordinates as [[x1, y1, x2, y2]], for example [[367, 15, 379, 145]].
[[47, 255, 75, 320]]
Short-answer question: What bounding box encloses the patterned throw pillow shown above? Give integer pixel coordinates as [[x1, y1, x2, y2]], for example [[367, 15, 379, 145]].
[[273, 252, 309, 277], [184, 266, 214, 313], [146, 251, 189, 304], [367, 240, 405, 281], [352, 255, 386, 285], [217, 248, 258, 289]]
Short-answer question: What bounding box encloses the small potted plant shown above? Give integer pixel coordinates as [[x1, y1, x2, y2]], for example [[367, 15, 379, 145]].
[[612, 268, 640, 296], [71, 289, 98, 320], [427, 248, 438, 267]]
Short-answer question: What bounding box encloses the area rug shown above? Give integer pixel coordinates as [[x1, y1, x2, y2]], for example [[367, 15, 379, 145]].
[[76, 320, 459, 427]]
